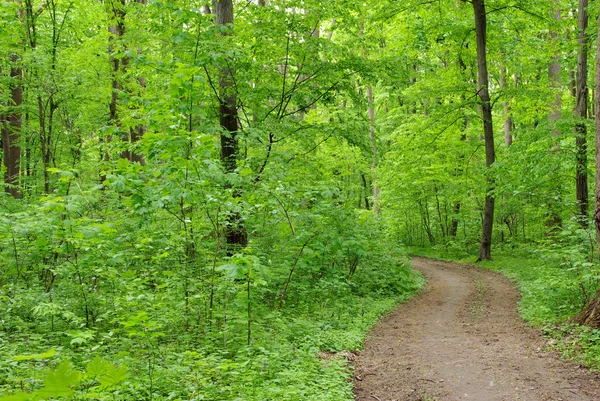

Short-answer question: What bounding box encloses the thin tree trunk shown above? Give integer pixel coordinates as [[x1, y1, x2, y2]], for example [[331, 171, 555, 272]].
[[547, 3, 563, 229], [121, 0, 146, 165], [2, 54, 22, 199], [361, 173, 370, 210], [213, 0, 248, 254], [473, 0, 495, 261], [103, 0, 126, 182], [549, 7, 562, 126], [500, 64, 514, 146], [575, 0, 589, 226], [367, 85, 380, 216], [449, 201, 461, 237]]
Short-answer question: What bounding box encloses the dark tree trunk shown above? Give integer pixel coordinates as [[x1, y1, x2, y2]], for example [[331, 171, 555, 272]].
[[575, 0, 589, 226], [578, 1, 600, 329], [2, 55, 22, 199], [120, 0, 146, 165], [213, 0, 248, 254], [361, 173, 370, 210], [574, 291, 600, 328], [103, 0, 126, 182], [449, 201, 461, 237], [473, 0, 495, 261]]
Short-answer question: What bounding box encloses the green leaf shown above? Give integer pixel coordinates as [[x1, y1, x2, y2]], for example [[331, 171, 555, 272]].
[[0, 393, 34, 401], [99, 363, 128, 388], [13, 349, 57, 361], [217, 263, 246, 279], [86, 356, 110, 378], [85, 356, 127, 387], [37, 360, 82, 397]]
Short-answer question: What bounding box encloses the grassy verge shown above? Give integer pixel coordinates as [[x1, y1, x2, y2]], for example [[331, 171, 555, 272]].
[[409, 245, 600, 370]]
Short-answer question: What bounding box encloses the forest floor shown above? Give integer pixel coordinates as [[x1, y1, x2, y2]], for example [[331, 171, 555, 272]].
[[353, 257, 600, 401]]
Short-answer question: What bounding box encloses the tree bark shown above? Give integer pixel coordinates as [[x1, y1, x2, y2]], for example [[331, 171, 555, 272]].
[[595, 4, 600, 254], [473, 0, 495, 261], [577, 1, 600, 328], [575, 0, 589, 226], [500, 64, 514, 146], [213, 0, 248, 254], [361, 173, 370, 210], [2, 54, 22, 199], [547, 3, 563, 230], [549, 7, 562, 127], [120, 0, 147, 165], [103, 0, 126, 182], [449, 201, 461, 237], [3, 2, 24, 198], [367, 85, 380, 217]]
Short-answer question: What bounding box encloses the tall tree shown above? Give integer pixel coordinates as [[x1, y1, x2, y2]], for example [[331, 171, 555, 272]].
[[500, 64, 514, 146], [2, 54, 22, 199], [213, 0, 248, 254], [547, 2, 563, 229], [548, 7, 562, 127], [367, 85, 380, 216], [575, 0, 589, 226], [104, 0, 126, 181], [2, 1, 23, 198], [121, 0, 146, 165], [574, 1, 600, 328], [472, 0, 495, 261]]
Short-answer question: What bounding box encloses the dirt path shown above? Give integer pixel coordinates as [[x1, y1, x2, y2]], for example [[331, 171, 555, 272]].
[[353, 257, 600, 401]]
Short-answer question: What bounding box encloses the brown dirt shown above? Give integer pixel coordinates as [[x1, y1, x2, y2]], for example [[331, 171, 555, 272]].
[[353, 257, 600, 401]]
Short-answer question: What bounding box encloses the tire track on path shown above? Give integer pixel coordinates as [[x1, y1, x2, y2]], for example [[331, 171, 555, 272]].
[[354, 257, 600, 401]]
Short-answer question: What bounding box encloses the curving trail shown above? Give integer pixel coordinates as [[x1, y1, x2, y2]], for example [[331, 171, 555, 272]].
[[353, 257, 600, 401]]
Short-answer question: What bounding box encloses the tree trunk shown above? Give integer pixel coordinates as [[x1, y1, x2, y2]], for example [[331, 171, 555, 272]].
[[103, 0, 126, 182], [449, 201, 461, 237], [577, 1, 600, 329], [575, 0, 589, 226], [367, 85, 380, 217], [361, 173, 370, 210], [120, 0, 146, 165], [500, 64, 514, 146], [213, 0, 248, 254], [549, 7, 562, 127], [574, 291, 600, 328], [547, 3, 563, 230], [594, 1, 600, 270], [473, 0, 495, 261], [2, 54, 22, 199]]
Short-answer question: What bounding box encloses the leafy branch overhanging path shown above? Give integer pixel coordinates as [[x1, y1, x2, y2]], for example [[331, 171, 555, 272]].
[[354, 257, 600, 401]]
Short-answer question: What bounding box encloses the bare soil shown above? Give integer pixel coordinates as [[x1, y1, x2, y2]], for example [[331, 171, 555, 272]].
[[353, 257, 600, 401]]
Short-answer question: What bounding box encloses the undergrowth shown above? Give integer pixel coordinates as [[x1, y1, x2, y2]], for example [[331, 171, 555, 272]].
[[0, 265, 423, 401], [0, 191, 424, 401]]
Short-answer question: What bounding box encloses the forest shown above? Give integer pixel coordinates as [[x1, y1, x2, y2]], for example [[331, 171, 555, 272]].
[[3, 0, 600, 400]]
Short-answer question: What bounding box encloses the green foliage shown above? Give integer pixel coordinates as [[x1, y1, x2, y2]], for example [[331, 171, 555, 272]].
[[4, 0, 599, 397], [0, 355, 126, 401]]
